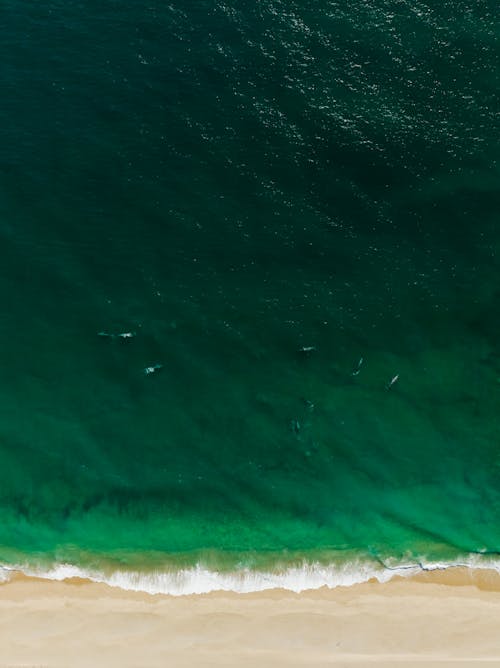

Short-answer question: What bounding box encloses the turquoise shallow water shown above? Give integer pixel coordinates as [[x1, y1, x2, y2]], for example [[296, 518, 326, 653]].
[[0, 0, 499, 588]]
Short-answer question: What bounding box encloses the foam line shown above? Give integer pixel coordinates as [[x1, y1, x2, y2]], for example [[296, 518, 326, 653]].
[[1, 554, 498, 596]]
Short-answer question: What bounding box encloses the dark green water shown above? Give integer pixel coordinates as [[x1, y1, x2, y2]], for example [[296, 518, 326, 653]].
[[0, 0, 498, 589]]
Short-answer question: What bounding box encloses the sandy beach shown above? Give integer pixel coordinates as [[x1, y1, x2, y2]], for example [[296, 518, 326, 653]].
[[1, 568, 500, 667]]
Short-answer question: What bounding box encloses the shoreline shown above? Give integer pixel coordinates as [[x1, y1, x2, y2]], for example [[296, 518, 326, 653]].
[[4, 562, 500, 594], [3, 557, 500, 595], [1, 567, 500, 666]]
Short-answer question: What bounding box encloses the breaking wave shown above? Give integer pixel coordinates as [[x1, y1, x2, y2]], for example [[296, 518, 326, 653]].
[[1, 554, 499, 596]]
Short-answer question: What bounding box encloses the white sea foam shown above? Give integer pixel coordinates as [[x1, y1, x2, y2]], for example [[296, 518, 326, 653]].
[[1, 554, 499, 596]]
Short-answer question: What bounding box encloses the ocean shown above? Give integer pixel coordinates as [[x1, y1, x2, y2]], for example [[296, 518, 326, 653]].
[[0, 0, 498, 593]]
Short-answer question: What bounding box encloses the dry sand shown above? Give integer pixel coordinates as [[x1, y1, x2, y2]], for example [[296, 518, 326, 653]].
[[1, 568, 500, 667]]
